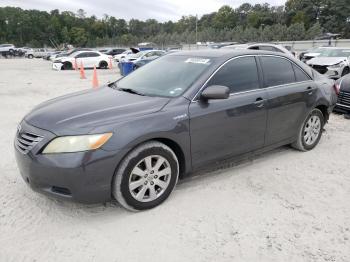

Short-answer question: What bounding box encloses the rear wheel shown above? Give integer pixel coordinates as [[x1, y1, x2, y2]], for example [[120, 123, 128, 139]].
[[292, 108, 324, 151], [99, 60, 108, 69], [113, 141, 179, 211], [28, 54, 33, 59]]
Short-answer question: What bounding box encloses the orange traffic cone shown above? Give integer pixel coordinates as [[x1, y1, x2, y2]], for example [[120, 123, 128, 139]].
[[92, 66, 99, 89], [108, 58, 113, 69], [80, 61, 86, 79], [74, 58, 78, 71]]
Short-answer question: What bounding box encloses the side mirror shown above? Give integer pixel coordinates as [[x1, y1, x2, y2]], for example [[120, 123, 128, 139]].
[[201, 85, 230, 100]]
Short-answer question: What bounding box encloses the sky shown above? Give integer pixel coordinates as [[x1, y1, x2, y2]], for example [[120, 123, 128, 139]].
[[0, 0, 287, 21]]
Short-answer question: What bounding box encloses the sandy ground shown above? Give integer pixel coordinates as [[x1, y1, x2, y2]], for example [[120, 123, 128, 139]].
[[0, 58, 349, 262]]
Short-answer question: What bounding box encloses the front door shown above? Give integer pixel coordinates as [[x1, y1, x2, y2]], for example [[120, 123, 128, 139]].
[[189, 56, 268, 168]]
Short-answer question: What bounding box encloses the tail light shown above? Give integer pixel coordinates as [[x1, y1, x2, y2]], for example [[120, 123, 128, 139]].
[[333, 83, 340, 95]]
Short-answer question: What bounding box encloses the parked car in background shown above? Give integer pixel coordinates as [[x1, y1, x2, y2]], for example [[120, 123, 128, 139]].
[[25, 48, 52, 59], [121, 50, 166, 69], [0, 44, 15, 53], [43, 51, 62, 60], [0, 44, 16, 57], [222, 43, 295, 57], [15, 49, 337, 211], [334, 74, 350, 114], [300, 47, 327, 63], [114, 49, 136, 62], [105, 48, 126, 56], [306, 47, 350, 79], [16, 47, 32, 55], [52, 51, 111, 70], [55, 48, 92, 59]]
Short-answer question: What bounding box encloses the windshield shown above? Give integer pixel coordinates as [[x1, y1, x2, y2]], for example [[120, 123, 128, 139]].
[[318, 49, 350, 57], [115, 55, 212, 97]]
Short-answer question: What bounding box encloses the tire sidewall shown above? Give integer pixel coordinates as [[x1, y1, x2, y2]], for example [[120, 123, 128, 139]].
[[301, 109, 324, 150], [99, 61, 108, 69], [115, 143, 179, 211]]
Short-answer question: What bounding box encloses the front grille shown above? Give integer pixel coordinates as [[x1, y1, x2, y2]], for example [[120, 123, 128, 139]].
[[337, 90, 350, 107], [312, 65, 328, 74], [15, 131, 43, 154]]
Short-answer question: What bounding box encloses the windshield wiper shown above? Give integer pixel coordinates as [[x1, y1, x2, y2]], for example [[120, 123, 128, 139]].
[[117, 87, 145, 96]]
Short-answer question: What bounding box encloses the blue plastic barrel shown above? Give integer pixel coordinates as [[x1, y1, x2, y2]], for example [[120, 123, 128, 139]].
[[120, 62, 134, 76]]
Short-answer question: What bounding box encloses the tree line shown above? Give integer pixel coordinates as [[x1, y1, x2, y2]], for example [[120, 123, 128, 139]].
[[0, 0, 349, 48]]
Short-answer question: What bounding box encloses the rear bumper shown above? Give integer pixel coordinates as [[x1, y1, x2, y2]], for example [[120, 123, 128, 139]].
[[14, 121, 125, 204]]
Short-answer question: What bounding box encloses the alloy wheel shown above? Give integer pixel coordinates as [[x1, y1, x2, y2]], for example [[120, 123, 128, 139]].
[[128, 155, 172, 202], [303, 115, 321, 146]]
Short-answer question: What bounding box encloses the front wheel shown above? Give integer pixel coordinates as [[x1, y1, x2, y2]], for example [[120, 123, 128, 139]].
[[113, 141, 179, 211], [292, 108, 324, 151]]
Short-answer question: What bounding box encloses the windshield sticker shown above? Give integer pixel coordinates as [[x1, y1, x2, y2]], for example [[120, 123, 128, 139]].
[[185, 58, 210, 64]]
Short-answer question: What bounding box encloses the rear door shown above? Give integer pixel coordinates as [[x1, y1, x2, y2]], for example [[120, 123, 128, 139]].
[[259, 55, 317, 145], [189, 56, 268, 168]]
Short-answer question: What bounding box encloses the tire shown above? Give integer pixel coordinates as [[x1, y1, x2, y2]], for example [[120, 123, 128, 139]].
[[99, 61, 108, 69], [292, 108, 324, 151], [28, 54, 33, 59], [341, 67, 350, 77], [62, 62, 72, 70], [113, 141, 179, 211]]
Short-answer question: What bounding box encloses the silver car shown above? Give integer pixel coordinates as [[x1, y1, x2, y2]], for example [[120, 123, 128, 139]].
[[307, 48, 350, 79]]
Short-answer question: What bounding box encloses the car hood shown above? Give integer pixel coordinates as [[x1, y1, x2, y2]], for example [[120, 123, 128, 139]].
[[307, 57, 348, 66], [24, 86, 170, 135], [304, 52, 321, 57]]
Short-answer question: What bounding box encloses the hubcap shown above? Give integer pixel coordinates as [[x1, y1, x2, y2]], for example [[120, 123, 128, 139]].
[[303, 115, 321, 146], [128, 155, 171, 202]]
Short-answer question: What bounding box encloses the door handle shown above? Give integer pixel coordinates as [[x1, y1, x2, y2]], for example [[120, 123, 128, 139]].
[[307, 86, 314, 95], [254, 97, 265, 108]]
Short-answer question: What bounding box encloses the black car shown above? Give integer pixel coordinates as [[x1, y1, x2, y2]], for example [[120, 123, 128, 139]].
[[14, 50, 337, 211], [334, 74, 350, 114], [105, 48, 126, 56]]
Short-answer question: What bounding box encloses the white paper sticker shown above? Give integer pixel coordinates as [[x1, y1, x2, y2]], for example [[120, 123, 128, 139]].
[[185, 58, 210, 64]]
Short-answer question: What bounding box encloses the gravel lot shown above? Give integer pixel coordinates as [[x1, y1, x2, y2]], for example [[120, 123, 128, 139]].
[[0, 59, 349, 262]]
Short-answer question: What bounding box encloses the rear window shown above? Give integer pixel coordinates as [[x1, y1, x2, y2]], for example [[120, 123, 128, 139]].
[[293, 64, 311, 82], [261, 56, 295, 87]]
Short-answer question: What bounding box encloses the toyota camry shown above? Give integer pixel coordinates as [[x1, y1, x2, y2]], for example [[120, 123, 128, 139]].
[[15, 50, 337, 211]]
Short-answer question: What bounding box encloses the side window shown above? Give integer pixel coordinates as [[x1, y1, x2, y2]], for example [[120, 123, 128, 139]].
[[206, 56, 260, 93], [293, 64, 311, 82], [86, 52, 99, 57], [75, 53, 85, 58], [261, 56, 295, 87]]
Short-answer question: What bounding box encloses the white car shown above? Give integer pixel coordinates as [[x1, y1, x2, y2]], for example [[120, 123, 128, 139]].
[[52, 51, 111, 70], [114, 50, 134, 62], [25, 48, 52, 59], [306, 48, 350, 79], [222, 43, 294, 57], [0, 44, 15, 53]]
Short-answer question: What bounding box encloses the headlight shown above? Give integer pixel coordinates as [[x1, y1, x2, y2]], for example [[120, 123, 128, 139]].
[[42, 133, 113, 154], [328, 61, 345, 69]]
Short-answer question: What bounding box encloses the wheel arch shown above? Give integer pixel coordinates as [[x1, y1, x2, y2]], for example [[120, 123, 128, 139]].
[[112, 136, 188, 186], [314, 104, 329, 123]]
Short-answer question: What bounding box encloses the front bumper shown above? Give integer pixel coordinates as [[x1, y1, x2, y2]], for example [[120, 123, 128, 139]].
[[310, 65, 344, 79], [52, 62, 63, 70], [14, 121, 125, 204]]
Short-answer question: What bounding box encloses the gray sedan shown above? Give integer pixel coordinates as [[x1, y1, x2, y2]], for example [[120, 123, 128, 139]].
[[15, 50, 337, 211]]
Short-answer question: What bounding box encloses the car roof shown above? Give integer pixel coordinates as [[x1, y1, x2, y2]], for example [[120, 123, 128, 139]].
[[167, 49, 290, 60]]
